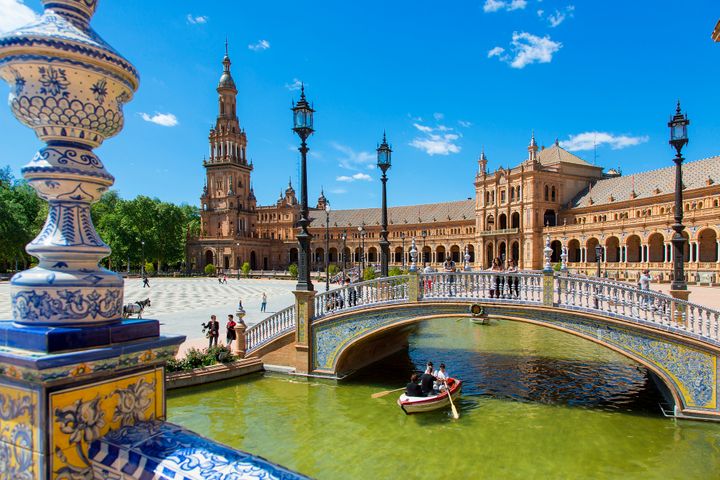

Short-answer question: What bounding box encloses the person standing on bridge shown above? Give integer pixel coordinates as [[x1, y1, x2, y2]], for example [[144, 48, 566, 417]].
[[639, 269, 652, 308], [443, 255, 456, 296], [506, 258, 519, 298], [489, 257, 504, 298], [225, 314, 237, 348], [203, 315, 220, 349]]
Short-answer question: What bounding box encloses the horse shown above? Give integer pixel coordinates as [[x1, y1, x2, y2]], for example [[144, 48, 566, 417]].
[[123, 298, 151, 319]]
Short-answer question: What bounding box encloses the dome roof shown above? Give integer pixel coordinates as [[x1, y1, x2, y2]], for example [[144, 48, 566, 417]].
[[217, 54, 236, 90]]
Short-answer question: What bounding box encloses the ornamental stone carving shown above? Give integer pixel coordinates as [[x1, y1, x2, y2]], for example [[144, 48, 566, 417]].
[[0, 0, 139, 325]]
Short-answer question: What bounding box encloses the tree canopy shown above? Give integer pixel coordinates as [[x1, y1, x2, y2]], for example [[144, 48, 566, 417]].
[[0, 165, 199, 273]]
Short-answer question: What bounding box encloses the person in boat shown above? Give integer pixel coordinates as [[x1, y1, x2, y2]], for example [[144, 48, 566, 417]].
[[420, 366, 437, 396], [434, 363, 448, 382], [406, 373, 425, 397]]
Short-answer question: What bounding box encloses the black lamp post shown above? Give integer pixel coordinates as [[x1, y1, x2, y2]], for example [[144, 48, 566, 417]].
[[358, 225, 366, 274], [325, 203, 331, 291], [595, 244, 603, 277], [341, 230, 347, 280], [377, 132, 392, 277], [421, 230, 428, 266], [291, 85, 315, 291], [400, 232, 406, 270], [669, 102, 690, 292], [141, 240, 145, 277]]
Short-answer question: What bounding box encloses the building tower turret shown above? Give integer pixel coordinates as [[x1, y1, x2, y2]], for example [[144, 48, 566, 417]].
[[200, 42, 255, 245], [527, 130, 539, 165]]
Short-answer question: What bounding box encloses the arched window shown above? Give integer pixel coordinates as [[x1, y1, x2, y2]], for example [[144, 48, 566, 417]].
[[544, 185, 549, 201], [551, 186, 556, 202]]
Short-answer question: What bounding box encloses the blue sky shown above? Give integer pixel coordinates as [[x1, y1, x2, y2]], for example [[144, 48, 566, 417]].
[[1, 0, 718, 209]]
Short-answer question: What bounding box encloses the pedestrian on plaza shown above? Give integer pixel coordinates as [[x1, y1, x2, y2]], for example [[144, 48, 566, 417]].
[[218, 276, 222, 284], [443, 255, 456, 296], [226, 314, 237, 348], [223, 274, 228, 284], [202, 315, 220, 349], [260, 292, 267, 312], [142, 276, 150, 288], [506, 258, 519, 298], [489, 257, 504, 298], [639, 269, 652, 308]]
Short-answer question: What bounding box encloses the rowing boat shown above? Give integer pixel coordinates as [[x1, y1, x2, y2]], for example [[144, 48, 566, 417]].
[[397, 377, 462, 415]]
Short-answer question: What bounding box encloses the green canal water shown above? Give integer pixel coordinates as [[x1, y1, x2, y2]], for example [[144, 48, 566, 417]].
[[167, 319, 720, 479]]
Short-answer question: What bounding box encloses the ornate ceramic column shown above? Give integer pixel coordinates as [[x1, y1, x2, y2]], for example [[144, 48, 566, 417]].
[[0, 2, 184, 478]]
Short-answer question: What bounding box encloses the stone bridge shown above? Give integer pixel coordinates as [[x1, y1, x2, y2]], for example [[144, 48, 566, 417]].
[[243, 271, 720, 422]]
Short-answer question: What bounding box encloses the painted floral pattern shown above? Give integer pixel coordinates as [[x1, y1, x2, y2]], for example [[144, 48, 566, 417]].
[[38, 66, 70, 98], [112, 378, 155, 426], [0, 388, 36, 479], [90, 79, 107, 104]]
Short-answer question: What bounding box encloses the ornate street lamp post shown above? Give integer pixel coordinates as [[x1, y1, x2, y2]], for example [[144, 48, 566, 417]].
[[400, 232, 406, 270], [358, 225, 366, 275], [669, 101, 690, 293], [291, 85, 315, 291], [595, 244, 603, 277], [377, 133, 392, 277], [141, 240, 146, 277], [341, 230, 347, 280], [422, 230, 428, 266], [325, 203, 331, 291]]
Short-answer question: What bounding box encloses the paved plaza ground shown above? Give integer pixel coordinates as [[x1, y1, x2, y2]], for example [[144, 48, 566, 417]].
[[0, 277, 717, 357]]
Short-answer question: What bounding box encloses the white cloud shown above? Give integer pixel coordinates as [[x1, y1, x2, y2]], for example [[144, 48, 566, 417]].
[[483, 0, 526, 13], [487, 46, 505, 58], [433, 112, 444, 121], [336, 173, 372, 182], [458, 120, 473, 128], [489, 31, 562, 69], [560, 132, 649, 152], [0, 0, 37, 33], [547, 5, 574, 28], [186, 14, 208, 25], [537, 9, 544, 17], [413, 123, 433, 133], [332, 143, 375, 171], [140, 112, 179, 127], [330, 188, 347, 194], [285, 78, 303, 91], [409, 122, 461, 156], [248, 39, 270, 51]]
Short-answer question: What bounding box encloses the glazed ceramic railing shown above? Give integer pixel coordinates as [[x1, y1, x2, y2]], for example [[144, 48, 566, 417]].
[[556, 276, 720, 343], [245, 305, 295, 354], [312, 275, 411, 320], [418, 271, 544, 303]]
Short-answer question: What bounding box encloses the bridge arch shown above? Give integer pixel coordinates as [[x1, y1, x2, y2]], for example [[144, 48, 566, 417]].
[[247, 271, 720, 421]]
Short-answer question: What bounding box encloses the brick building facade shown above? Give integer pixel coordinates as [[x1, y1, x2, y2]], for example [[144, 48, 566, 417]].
[[187, 53, 720, 283]]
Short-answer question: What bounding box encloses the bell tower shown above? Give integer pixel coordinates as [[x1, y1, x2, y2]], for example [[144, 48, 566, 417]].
[[200, 42, 255, 241]]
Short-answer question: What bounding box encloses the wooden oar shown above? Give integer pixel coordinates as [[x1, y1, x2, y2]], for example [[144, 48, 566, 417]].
[[371, 387, 406, 399], [445, 381, 460, 419]]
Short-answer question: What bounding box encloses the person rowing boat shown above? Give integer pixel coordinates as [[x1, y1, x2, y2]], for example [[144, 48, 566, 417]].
[[405, 373, 425, 397]]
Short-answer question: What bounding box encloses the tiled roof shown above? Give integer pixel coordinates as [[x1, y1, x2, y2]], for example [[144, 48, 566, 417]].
[[568, 155, 720, 209], [538, 144, 593, 167], [308, 199, 475, 228]]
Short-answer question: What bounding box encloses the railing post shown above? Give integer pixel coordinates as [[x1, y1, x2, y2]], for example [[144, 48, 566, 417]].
[[669, 290, 690, 326], [293, 290, 316, 373], [408, 270, 420, 302], [234, 319, 247, 357], [543, 271, 555, 306]]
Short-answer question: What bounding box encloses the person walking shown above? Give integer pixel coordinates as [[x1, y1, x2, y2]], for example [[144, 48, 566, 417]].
[[443, 255, 456, 296], [142, 276, 150, 288], [639, 269, 652, 308], [506, 258, 519, 298], [225, 314, 237, 348], [260, 292, 267, 312], [489, 257, 504, 298], [202, 315, 219, 349]]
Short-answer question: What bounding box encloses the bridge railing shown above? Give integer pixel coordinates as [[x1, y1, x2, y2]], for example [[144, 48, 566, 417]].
[[418, 271, 544, 303], [313, 275, 411, 320], [245, 305, 295, 354], [557, 275, 720, 342]]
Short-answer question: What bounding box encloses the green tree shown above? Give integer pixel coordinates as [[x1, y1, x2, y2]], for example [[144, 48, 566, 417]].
[[328, 264, 339, 276], [388, 266, 405, 276], [241, 261, 251, 277], [288, 263, 298, 278], [363, 267, 376, 281], [0, 167, 43, 271], [204, 264, 216, 276]]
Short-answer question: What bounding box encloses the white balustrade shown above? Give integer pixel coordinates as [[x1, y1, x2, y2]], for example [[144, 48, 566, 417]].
[[245, 306, 295, 354], [313, 275, 411, 320], [418, 271, 544, 304]]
